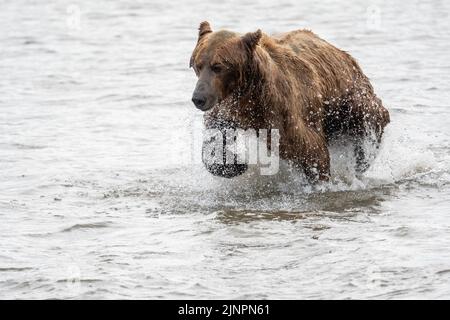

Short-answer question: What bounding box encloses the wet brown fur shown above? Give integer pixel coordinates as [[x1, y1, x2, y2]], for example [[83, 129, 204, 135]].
[[190, 22, 390, 182]]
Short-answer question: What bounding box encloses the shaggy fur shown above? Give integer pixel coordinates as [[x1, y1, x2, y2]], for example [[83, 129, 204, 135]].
[[190, 22, 390, 182]]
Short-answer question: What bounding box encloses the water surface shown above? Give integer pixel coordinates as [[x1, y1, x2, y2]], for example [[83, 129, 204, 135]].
[[0, 0, 449, 299]]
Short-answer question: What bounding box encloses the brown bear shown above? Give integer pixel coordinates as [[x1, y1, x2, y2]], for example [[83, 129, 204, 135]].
[[190, 21, 390, 182]]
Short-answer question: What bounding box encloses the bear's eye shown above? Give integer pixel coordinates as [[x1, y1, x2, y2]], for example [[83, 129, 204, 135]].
[[211, 64, 223, 74]]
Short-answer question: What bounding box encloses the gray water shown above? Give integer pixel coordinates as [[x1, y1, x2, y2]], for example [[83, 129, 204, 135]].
[[1, 0, 450, 299]]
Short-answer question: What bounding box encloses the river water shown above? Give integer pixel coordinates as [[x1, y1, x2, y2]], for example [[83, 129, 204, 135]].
[[1, 0, 449, 299]]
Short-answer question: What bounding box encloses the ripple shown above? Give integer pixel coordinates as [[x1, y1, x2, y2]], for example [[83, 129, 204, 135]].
[[1, 0, 449, 300], [0, 267, 33, 272], [61, 222, 112, 232], [10, 143, 47, 150]]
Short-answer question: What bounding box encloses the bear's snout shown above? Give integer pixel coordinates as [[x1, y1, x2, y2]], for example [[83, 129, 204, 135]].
[[192, 95, 206, 110], [192, 78, 217, 111]]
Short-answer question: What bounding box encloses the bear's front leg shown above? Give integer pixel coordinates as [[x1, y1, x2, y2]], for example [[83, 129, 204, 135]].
[[282, 126, 330, 183]]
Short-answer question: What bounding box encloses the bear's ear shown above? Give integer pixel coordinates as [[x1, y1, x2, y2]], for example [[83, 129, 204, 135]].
[[242, 29, 262, 53], [198, 21, 213, 40]]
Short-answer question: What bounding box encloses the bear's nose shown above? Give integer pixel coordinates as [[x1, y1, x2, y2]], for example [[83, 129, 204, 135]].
[[192, 96, 206, 110]]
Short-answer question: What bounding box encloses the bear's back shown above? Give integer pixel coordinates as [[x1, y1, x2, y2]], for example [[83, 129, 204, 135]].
[[274, 29, 330, 54], [272, 29, 367, 101]]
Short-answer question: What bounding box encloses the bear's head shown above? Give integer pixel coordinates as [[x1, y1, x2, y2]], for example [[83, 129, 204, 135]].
[[190, 22, 263, 178], [189, 21, 262, 112]]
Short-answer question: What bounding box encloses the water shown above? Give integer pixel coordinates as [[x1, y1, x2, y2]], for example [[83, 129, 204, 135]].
[[1, 0, 449, 299]]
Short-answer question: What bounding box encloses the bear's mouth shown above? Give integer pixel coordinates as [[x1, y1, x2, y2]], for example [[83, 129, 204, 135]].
[[206, 95, 232, 112], [205, 97, 220, 111], [197, 96, 219, 112]]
